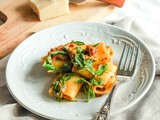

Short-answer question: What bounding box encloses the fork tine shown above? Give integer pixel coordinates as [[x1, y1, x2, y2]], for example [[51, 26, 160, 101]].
[[128, 45, 135, 71], [117, 43, 127, 71], [131, 44, 140, 72], [123, 45, 131, 70], [117, 43, 140, 76]]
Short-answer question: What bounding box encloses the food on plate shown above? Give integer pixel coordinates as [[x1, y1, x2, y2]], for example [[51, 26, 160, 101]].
[[48, 73, 83, 101], [42, 43, 72, 73], [29, 0, 69, 21], [70, 42, 114, 79], [42, 41, 117, 102]]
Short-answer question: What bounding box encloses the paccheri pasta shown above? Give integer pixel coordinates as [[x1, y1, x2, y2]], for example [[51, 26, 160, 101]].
[[42, 41, 117, 102]]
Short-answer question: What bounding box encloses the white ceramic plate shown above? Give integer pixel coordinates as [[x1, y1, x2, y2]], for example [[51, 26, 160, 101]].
[[6, 22, 155, 120]]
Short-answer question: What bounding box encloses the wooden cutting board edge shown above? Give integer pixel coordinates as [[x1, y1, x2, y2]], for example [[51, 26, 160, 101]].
[[0, 0, 115, 59]]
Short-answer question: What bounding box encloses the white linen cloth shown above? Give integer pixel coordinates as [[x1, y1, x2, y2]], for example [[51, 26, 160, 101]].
[[0, 0, 160, 120]]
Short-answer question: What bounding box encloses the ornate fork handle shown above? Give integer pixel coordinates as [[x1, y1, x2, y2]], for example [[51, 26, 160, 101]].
[[95, 44, 140, 120], [95, 81, 120, 120]]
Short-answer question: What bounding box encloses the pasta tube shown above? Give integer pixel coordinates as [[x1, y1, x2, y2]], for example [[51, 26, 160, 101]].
[[48, 73, 83, 101]]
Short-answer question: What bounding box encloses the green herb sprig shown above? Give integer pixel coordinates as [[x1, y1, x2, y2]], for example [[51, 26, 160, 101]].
[[93, 43, 99, 47], [95, 64, 108, 76], [72, 53, 95, 74], [71, 40, 85, 45], [43, 51, 69, 73], [52, 73, 72, 101], [77, 78, 103, 102]]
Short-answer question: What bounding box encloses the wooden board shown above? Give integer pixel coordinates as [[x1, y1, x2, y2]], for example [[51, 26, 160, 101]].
[[0, 0, 115, 59]]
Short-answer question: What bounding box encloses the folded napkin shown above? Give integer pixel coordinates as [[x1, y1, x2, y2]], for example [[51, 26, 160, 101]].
[[0, 16, 160, 120]]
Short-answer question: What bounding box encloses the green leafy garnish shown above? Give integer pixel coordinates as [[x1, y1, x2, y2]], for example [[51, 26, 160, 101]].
[[84, 59, 95, 74], [76, 47, 85, 54], [77, 77, 103, 102], [86, 78, 102, 102], [52, 73, 72, 101], [49, 51, 67, 56], [72, 53, 95, 74], [43, 51, 68, 73], [77, 78, 90, 85], [72, 54, 85, 68], [72, 46, 108, 76], [86, 84, 94, 101], [52, 81, 62, 101], [43, 62, 57, 70], [43, 61, 60, 72], [91, 78, 103, 86], [95, 64, 108, 76], [93, 43, 99, 47], [71, 40, 85, 45]]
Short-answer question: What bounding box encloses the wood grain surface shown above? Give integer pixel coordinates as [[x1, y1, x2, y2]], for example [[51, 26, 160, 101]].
[[0, 0, 115, 59]]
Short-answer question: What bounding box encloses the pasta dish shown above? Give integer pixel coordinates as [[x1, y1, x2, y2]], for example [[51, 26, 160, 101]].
[[42, 41, 117, 102]]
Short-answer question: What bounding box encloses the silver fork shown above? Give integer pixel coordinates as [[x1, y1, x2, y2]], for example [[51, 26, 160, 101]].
[[94, 43, 140, 120]]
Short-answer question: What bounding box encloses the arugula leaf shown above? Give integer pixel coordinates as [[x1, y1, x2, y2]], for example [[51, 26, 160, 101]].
[[77, 78, 97, 102], [52, 81, 62, 101], [52, 81, 59, 93], [90, 90, 95, 98], [91, 78, 103, 86], [76, 47, 85, 54], [84, 59, 95, 74], [49, 51, 67, 56], [46, 51, 67, 65], [52, 73, 72, 101], [72, 54, 85, 68], [72, 53, 95, 75], [86, 84, 96, 102], [43, 51, 69, 73], [93, 43, 99, 47], [77, 78, 90, 85], [95, 64, 108, 76], [43, 61, 60, 72], [71, 40, 85, 45], [62, 74, 71, 81], [85, 78, 103, 102], [46, 55, 52, 64], [59, 73, 72, 88], [43, 62, 55, 70]]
